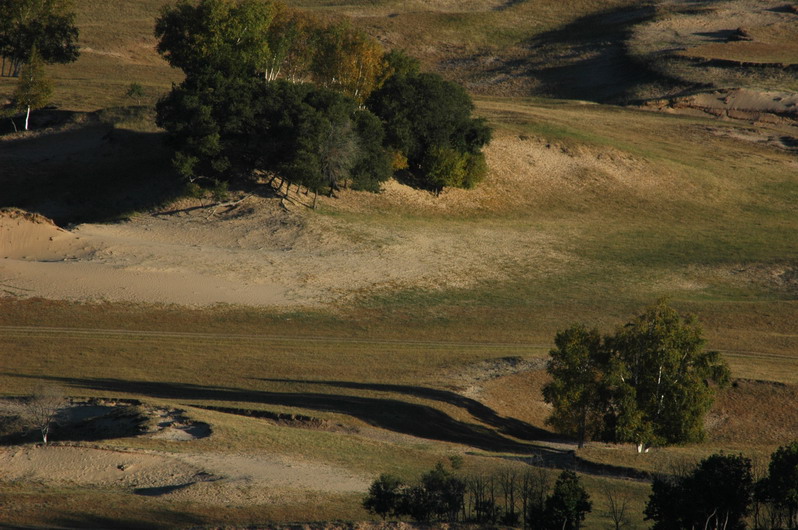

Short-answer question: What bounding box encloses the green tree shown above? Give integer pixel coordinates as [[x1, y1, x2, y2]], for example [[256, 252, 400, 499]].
[[157, 75, 391, 195], [380, 48, 420, 82], [544, 470, 592, 530], [350, 109, 392, 192], [155, 0, 277, 79], [0, 0, 79, 77], [367, 71, 492, 192], [544, 301, 730, 452], [397, 463, 465, 523], [607, 300, 730, 451], [758, 441, 798, 528], [125, 82, 145, 105], [13, 49, 52, 130], [542, 324, 605, 449], [363, 474, 404, 520], [645, 453, 754, 530], [311, 21, 385, 104]]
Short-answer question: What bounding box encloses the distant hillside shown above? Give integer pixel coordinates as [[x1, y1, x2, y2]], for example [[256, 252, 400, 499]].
[[2, 0, 796, 111]]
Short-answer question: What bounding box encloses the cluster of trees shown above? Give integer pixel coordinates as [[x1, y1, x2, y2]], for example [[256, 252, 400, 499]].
[[363, 463, 592, 529], [543, 300, 731, 452], [155, 0, 490, 198], [646, 442, 798, 530]]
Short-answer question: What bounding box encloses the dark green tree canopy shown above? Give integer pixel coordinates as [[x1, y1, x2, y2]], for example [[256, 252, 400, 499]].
[[155, 0, 489, 195], [0, 0, 79, 77], [757, 441, 798, 528], [156, 74, 391, 194], [366, 71, 492, 192], [543, 324, 605, 448], [544, 470, 592, 530], [362, 474, 404, 520], [645, 453, 753, 530]]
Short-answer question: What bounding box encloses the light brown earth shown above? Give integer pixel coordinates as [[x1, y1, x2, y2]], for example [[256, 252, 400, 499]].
[[0, 444, 371, 505], [1, 131, 643, 308]]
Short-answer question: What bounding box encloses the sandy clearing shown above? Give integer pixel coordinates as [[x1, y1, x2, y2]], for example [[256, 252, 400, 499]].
[[0, 127, 772, 308], [0, 445, 371, 505], [0, 209, 95, 262], [3, 134, 609, 307], [0, 445, 200, 489], [630, 0, 796, 59]]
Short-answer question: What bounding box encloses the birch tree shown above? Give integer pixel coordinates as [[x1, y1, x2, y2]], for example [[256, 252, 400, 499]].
[[544, 301, 730, 452], [311, 21, 385, 104], [11, 384, 66, 444], [13, 49, 52, 131], [263, 6, 317, 82], [608, 300, 730, 451], [155, 0, 277, 79]]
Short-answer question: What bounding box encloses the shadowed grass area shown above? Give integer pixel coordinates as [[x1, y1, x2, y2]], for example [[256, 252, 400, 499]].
[[0, 108, 184, 223]]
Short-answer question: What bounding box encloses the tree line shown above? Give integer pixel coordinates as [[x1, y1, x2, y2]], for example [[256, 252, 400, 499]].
[[365, 442, 798, 529], [363, 461, 592, 530], [647, 442, 798, 530], [154, 0, 491, 198]]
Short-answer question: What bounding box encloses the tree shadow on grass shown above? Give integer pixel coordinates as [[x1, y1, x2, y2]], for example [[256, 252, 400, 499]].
[[50, 509, 207, 530], [0, 110, 185, 225], [490, 4, 703, 103], [258, 378, 558, 443], [6, 373, 564, 457]]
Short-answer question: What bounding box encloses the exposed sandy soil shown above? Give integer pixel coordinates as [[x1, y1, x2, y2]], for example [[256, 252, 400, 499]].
[[630, 0, 798, 62], [0, 444, 370, 505], [2, 131, 647, 308], [0, 399, 371, 504], [3, 113, 794, 308]]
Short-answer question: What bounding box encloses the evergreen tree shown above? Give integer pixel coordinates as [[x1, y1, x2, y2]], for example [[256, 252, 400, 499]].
[[363, 474, 404, 520], [366, 71, 491, 192], [757, 441, 798, 528], [544, 471, 592, 530]]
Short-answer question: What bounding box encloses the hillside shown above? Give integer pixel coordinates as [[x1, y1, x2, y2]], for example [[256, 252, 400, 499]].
[[0, 0, 797, 528]]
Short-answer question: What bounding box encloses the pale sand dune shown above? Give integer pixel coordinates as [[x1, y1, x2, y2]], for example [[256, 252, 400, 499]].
[[0, 445, 370, 504], [1, 136, 600, 308]]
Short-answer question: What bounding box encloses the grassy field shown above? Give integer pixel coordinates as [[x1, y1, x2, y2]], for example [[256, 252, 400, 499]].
[[1, 0, 797, 527]]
